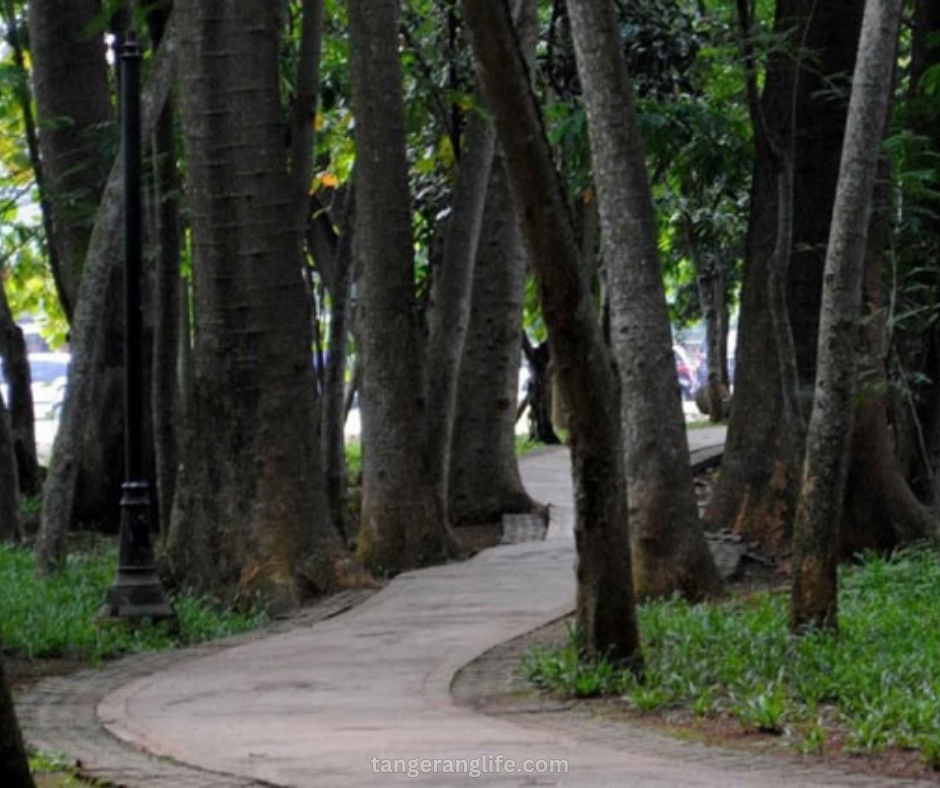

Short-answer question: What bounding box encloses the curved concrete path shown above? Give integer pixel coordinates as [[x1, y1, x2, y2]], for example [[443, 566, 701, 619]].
[[98, 429, 916, 786]]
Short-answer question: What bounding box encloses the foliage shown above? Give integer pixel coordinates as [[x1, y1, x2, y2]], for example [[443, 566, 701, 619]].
[[0, 544, 268, 662], [523, 549, 940, 766]]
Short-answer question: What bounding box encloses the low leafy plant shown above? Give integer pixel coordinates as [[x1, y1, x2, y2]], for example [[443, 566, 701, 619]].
[[522, 549, 940, 767], [0, 544, 268, 662]]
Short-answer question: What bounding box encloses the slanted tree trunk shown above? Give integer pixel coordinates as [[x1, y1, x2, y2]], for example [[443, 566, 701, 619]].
[[566, 0, 721, 600], [348, 0, 455, 574], [0, 654, 33, 788], [449, 158, 537, 525], [463, 0, 641, 664], [0, 287, 38, 496], [166, 0, 346, 609], [0, 393, 20, 542], [37, 20, 179, 574], [790, 0, 903, 632]]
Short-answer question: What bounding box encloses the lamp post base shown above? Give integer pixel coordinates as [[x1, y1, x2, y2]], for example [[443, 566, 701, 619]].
[[100, 480, 175, 626]]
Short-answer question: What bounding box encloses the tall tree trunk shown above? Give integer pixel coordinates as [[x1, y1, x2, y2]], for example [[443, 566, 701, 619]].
[[166, 0, 345, 609], [321, 204, 354, 539], [147, 7, 182, 540], [37, 20, 179, 574], [348, 0, 455, 574], [841, 175, 938, 553], [0, 654, 33, 788], [706, 0, 863, 553], [447, 0, 538, 527], [425, 112, 496, 515], [29, 0, 139, 536], [463, 0, 642, 664], [28, 0, 113, 320], [0, 287, 38, 496], [788, 0, 866, 388], [0, 392, 20, 542], [448, 158, 537, 525], [566, 0, 721, 600], [790, 0, 903, 632]]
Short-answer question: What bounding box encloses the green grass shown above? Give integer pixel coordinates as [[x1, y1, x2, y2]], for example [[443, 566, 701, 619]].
[[0, 544, 268, 662], [514, 435, 543, 456], [522, 549, 940, 767]]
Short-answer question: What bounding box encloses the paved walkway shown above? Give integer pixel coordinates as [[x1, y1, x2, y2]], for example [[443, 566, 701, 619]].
[[25, 427, 922, 786]]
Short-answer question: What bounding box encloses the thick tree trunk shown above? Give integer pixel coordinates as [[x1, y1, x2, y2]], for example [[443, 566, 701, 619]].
[[566, 0, 721, 600], [348, 0, 455, 574], [426, 112, 496, 515], [790, 0, 903, 632], [28, 0, 113, 320], [37, 20, 179, 574], [166, 0, 346, 609], [788, 0, 866, 387], [0, 393, 20, 542], [0, 288, 38, 496], [842, 177, 938, 553], [0, 654, 33, 788], [449, 158, 537, 525], [463, 0, 641, 664], [706, 0, 818, 553]]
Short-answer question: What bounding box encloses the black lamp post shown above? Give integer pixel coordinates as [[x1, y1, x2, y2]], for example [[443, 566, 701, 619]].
[[102, 32, 173, 622]]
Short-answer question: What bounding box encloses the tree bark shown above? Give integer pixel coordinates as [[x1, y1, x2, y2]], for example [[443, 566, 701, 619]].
[[348, 0, 455, 574], [0, 653, 33, 788], [463, 0, 642, 664], [449, 158, 537, 525], [166, 0, 346, 609], [706, 0, 833, 553], [841, 175, 938, 554], [521, 336, 560, 445], [790, 0, 903, 632], [0, 392, 20, 542], [321, 202, 354, 540], [566, 0, 722, 600], [28, 0, 113, 320], [0, 286, 38, 496], [37, 18, 179, 574], [425, 111, 496, 515], [147, 7, 182, 540]]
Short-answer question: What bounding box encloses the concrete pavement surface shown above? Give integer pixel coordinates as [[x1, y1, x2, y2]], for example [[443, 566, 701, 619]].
[[96, 426, 916, 786]]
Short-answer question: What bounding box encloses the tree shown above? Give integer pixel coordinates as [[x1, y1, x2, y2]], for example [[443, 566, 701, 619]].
[[566, 0, 721, 599], [790, 0, 905, 632], [706, 0, 865, 554], [0, 390, 19, 541], [36, 18, 178, 574], [463, 0, 641, 664], [0, 653, 33, 788], [348, 0, 455, 573], [164, 0, 347, 608], [448, 0, 539, 527]]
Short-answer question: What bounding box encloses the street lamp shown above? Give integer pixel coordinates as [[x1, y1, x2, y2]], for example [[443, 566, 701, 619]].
[[102, 32, 173, 623]]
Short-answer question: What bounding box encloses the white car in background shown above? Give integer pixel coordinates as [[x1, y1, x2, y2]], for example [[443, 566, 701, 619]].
[[0, 352, 70, 421]]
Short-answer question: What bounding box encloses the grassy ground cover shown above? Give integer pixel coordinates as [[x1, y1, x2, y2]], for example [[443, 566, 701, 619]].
[[0, 543, 267, 663], [523, 549, 940, 767]]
